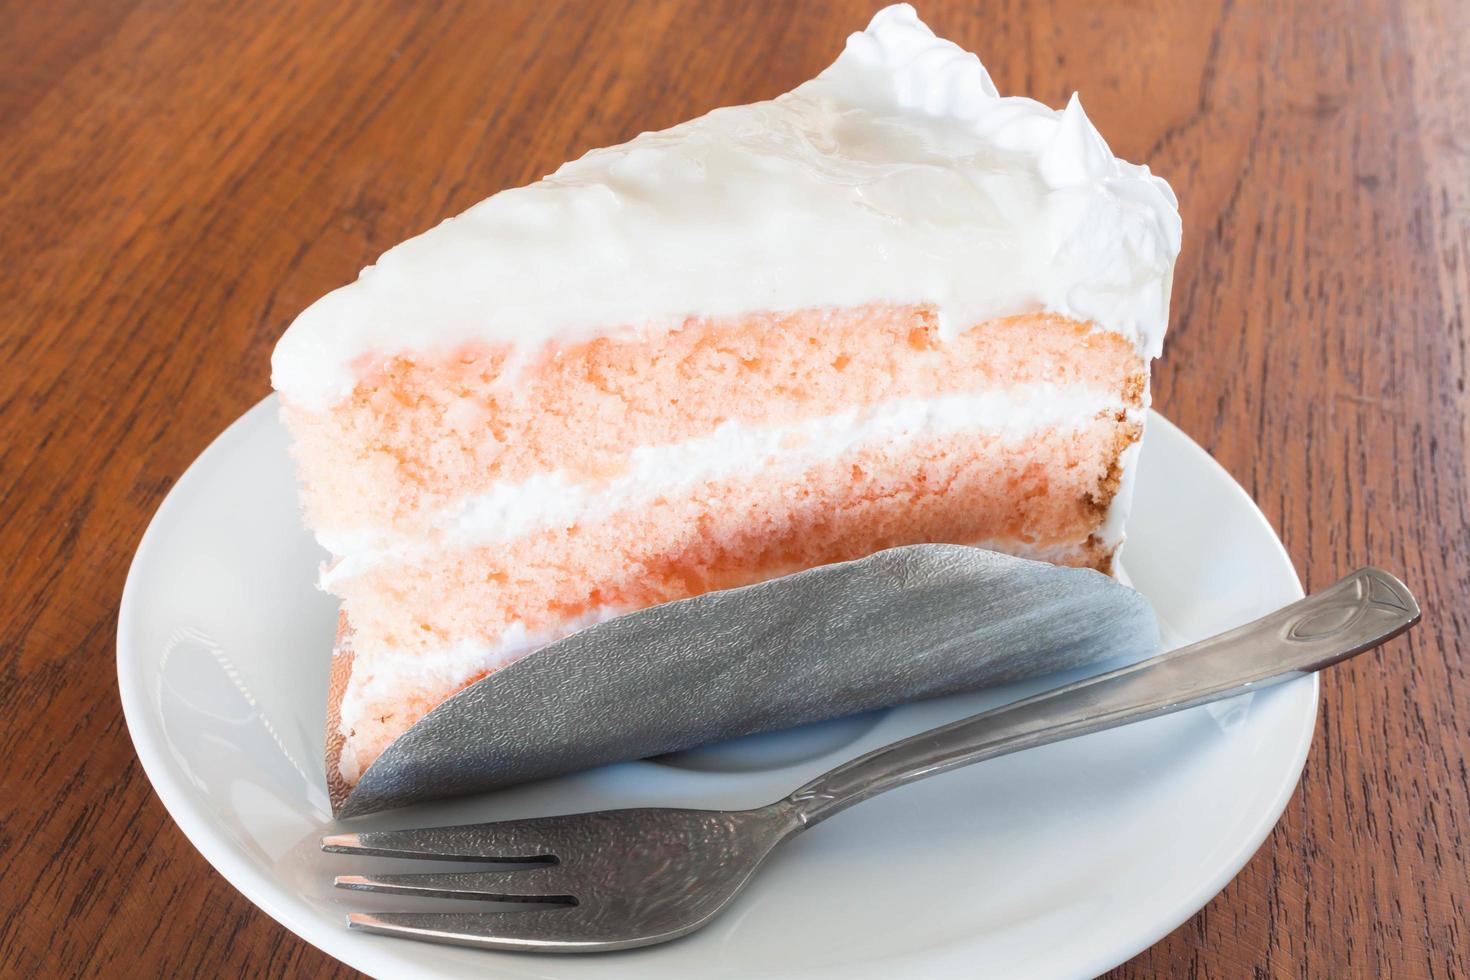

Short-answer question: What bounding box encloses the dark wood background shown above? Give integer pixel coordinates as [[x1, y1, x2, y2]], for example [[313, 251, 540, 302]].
[[3, 0, 1466, 975]]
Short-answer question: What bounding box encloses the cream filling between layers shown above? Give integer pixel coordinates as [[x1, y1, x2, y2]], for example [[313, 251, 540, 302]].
[[318, 385, 1137, 591]]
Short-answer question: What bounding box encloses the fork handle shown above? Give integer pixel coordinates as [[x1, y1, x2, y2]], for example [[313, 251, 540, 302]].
[[785, 567, 1420, 829]]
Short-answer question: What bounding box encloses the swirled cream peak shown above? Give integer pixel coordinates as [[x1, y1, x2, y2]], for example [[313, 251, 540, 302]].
[[272, 4, 1181, 409]]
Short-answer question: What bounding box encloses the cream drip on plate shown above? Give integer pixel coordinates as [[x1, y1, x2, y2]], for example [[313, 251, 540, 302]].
[[271, 4, 1181, 410]]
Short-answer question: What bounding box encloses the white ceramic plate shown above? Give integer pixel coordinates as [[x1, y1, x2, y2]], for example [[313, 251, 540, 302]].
[[118, 400, 1314, 979]]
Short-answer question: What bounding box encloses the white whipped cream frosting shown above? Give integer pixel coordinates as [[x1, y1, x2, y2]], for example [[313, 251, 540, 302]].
[[271, 4, 1181, 409]]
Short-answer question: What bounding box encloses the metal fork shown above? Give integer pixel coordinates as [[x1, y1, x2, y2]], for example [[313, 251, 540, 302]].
[[323, 567, 1419, 953]]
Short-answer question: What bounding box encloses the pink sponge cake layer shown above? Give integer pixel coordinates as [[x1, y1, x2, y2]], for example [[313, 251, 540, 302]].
[[270, 7, 1182, 798]]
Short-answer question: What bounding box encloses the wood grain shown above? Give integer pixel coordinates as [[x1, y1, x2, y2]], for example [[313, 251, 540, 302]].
[[2, 1, 1466, 976]]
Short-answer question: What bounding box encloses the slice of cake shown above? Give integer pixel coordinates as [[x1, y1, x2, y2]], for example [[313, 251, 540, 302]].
[[272, 3, 1181, 795]]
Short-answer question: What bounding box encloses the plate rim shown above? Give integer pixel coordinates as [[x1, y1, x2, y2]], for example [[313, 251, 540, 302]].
[[117, 399, 1318, 979]]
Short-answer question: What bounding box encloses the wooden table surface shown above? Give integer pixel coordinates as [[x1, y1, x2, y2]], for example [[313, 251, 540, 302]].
[[3, 0, 1467, 975]]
